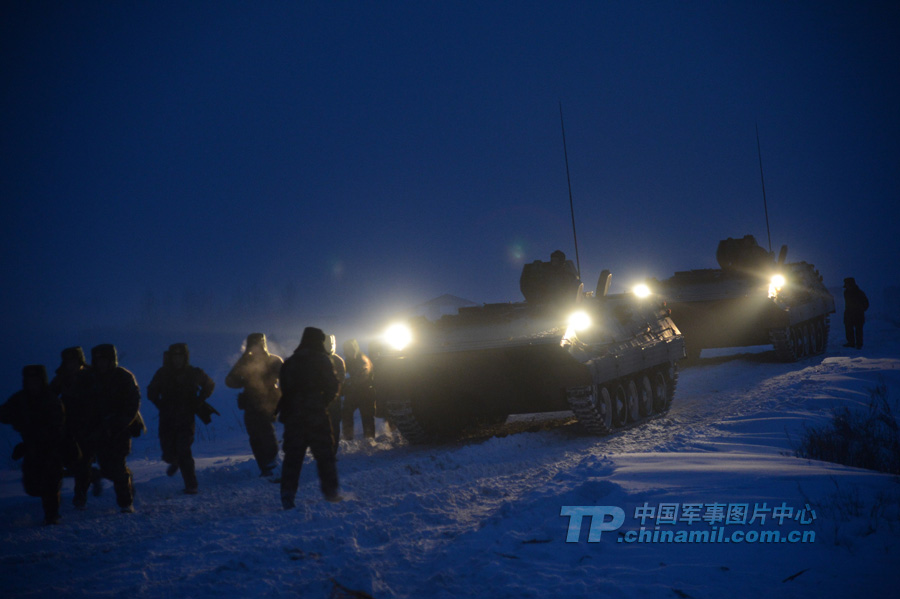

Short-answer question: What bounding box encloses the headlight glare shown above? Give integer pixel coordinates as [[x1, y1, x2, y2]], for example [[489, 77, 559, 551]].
[[384, 323, 413, 351], [567, 310, 592, 332], [633, 283, 651, 298], [768, 273, 786, 299]]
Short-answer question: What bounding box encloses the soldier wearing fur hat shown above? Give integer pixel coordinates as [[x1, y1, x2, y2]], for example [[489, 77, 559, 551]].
[[225, 333, 283, 478], [147, 343, 216, 494], [0, 365, 68, 524], [49, 346, 98, 509], [86, 344, 142, 513], [277, 327, 341, 508]]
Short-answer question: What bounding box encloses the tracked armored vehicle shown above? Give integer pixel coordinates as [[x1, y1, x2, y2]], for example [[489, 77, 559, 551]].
[[374, 252, 685, 444], [655, 235, 835, 362]]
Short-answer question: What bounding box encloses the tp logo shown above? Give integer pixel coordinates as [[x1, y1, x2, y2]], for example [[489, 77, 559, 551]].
[[561, 506, 625, 542]]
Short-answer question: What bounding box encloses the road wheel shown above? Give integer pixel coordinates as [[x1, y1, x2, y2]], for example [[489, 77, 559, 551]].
[[625, 380, 640, 423], [612, 383, 628, 428], [652, 371, 669, 412], [592, 386, 613, 433], [813, 318, 826, 354], [638, 374, 654, 417], [790, 326, 807, 358]]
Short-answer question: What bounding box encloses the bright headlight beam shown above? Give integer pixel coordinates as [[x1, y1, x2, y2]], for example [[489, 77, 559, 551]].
[[384, 323, 412, 351], [633, 283, 651, 298], [568, 310, 592, 332], [768, 273, 786, 299]]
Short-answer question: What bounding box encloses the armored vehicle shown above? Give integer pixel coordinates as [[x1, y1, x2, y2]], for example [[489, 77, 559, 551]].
[[655, 235, 835, 362], [374, 252, 685, 444]]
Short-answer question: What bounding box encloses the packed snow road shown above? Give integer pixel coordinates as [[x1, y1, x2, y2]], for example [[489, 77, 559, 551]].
[[2, 322, 898, 598]]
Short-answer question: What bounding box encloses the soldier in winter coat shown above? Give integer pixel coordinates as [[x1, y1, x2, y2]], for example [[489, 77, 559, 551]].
[[277, 327, 341, 508], [86, 344, 142, 513], [225, 333, 283, 477], [147, 343, 216, 494], [324, 334, 345, 455], [1, 365, 69, 524], [843, 277, 869, 349], [519, 250, 582, 305], [341, 338, 376, 440], [49, 346, 100, 509]]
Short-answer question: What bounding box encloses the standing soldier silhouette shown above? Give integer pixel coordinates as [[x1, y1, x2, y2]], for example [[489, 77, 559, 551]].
[[147, 343, 216, 494], [324, 334, 345, 455], [843, 277, 869, 349], [225, 333, 283, 478], [341, 338, 376, 440], [278, 327, 341, 508]]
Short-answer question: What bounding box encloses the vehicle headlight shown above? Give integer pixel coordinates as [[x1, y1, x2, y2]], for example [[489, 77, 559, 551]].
[[384, 323, 413, 351], [768, 273, 786, 298], [567, 310, 592, 332], [633, 283, 651, 299]]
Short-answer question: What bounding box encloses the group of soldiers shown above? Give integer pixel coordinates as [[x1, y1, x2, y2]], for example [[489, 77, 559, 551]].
[[4, 275, 871, 525], [1, 328, 379, 524], [0, 345, 142, 524]]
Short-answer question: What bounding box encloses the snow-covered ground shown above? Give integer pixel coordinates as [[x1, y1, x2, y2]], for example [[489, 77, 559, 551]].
[[2, 318, 899, 598]]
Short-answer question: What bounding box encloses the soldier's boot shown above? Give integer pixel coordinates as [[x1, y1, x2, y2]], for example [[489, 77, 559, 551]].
[[361, 402, 376, 439], [182, 460, 198, 494], [73, 477, 89, 510], [362, 414, 375, 439], [280, 461, 301, 510], [42, 492, 61, 525], [341, 409, 355, 441], [73, 490, 87, 510], [260, 457, 282, 482], [317, 458, 340, 503], [166, 463, 179, 477], [114, 473, 134, 512], [90, 467, 104, 497]]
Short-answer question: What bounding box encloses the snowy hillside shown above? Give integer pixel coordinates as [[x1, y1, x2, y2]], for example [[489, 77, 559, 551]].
[[2, 317, 899, 598]]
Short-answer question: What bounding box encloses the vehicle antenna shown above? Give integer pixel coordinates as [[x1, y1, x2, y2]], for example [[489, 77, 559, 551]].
[[756, 123, 773, 254], [559, 101, 581, 278]]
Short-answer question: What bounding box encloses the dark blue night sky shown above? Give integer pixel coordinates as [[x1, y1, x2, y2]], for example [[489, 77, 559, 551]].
[[2, 1, 899, 374]]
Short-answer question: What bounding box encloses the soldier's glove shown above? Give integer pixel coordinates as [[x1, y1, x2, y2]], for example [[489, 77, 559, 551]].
[[196, 401, 221, 425]]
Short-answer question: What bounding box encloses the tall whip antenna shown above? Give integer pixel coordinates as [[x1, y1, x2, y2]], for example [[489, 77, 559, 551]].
[[559, 101, 581, 278], [756, 123, 773, 254]]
